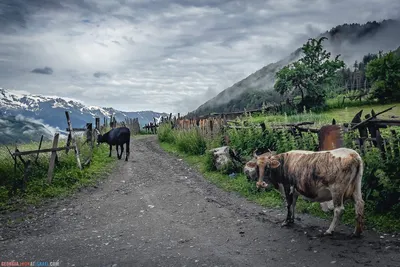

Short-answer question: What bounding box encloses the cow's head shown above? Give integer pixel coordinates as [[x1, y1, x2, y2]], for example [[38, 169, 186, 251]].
[[244, 150, 276, 182], [254, 151, 281, 189], [95, 129, 103, 145]]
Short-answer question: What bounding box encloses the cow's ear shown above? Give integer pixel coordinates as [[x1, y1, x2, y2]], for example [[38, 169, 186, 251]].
[[269, 160, 280, 169]]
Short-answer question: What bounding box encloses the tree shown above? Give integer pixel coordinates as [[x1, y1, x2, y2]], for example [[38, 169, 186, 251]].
[[274, 37, 345, 109], [353, 60, 358, 71], [366, 50, 400, 102]]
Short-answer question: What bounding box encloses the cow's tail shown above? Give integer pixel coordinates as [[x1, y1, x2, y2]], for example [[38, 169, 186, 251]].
[[353, 153, 365, 235]]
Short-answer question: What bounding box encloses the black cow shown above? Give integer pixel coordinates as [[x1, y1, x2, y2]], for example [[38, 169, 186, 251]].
[[97, 127, 130, 161]]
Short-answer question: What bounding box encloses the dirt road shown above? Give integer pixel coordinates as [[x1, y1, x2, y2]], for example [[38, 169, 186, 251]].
[[1, 136, 399, 267]]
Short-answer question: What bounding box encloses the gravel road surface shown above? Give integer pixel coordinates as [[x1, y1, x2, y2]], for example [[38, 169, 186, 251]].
[[1, 136, 399, 267]]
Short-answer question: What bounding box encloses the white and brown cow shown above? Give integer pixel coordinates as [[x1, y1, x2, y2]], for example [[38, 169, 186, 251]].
[[254, 148, 365, 236], [244, 151, 334, 212]]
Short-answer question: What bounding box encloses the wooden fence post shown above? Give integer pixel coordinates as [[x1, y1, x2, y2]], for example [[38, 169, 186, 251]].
[[47, 132, 60, 183], [95, 118, 100, 130], [65, 111, 82, 170], [86, 123, 93, 147]]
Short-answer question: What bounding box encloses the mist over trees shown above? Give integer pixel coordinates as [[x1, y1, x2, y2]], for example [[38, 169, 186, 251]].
[[189, 19, 400, 116]]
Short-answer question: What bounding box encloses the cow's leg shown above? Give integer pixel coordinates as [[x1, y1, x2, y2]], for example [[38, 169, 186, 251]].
[[120, 144, 124, 159], [125, 141, 130, 161], [116, 145, 121, 159], [282, 185, 294, 226], [278, 184, 286, 205], [352, 182, 365, 237], [109, 145, 112, 157], [324, 190, 344, 235], [291, 191, 299, 223]]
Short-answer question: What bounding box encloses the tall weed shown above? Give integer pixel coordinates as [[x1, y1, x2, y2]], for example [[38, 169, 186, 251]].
[[157, 123, 175, 143], [0, 139, 115, 209], [174, 128, 207, 155]]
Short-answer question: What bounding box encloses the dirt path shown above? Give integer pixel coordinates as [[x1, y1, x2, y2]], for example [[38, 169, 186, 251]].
[[1, 136, 399, 267]]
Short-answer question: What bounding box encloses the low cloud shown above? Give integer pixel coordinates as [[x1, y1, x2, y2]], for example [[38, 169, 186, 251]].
[[93, 71, 111, 78], [0, 114, 66, 144], [31, 67, 53, 75]]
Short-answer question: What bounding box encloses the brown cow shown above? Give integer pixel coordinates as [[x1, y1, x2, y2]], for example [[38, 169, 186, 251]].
[[244, 151, 333, 212], [254, 148, 365, 236]]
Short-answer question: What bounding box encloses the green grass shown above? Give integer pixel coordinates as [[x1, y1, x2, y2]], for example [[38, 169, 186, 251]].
[[324, 102, 400, 123], [0, 136, 118, 211], [249, 101, 400, 125], [159, 141, 400, 233]]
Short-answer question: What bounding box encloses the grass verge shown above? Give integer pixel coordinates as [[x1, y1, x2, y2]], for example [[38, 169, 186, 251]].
[[0, 138, 119, 212], [250, 102, 400, 125], [159, 141, 400, 233]]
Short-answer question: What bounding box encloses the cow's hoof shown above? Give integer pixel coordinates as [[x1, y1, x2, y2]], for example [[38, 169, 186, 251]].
[[350, 232, 362, 238], [323, 231, 333, 236], [281, 220, 292, 227]]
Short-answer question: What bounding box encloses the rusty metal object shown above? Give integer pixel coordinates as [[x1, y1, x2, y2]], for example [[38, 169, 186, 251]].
[[318, 125, 344, 151]]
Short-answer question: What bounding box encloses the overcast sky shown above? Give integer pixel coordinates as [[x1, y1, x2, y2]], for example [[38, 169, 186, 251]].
[[1, 0, 399, 113]]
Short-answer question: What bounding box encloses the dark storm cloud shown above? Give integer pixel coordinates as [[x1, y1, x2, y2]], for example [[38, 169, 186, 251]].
[[31, 67, 53, 75], [0, 0, 400, 113], [93, 71, 110, 78]]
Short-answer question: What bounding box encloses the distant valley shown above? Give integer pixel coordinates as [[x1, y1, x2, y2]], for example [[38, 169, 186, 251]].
[[0, 88, 167, 144]]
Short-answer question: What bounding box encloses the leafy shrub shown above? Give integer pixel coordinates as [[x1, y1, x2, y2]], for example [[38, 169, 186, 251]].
[[204, 151, 216, 172], [174, 128, 207, 155], [157, 123, 175, 143], [227, 118, 399, 215]]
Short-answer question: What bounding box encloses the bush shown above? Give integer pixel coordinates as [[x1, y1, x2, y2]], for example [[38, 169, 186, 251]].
[[157, 123, 175, 143], [174, 128, 207, 155], [204, 151, 216, 172], [227, 122, 318, 156], [354, 129, 400, 213], [227, 119, 399, 215]]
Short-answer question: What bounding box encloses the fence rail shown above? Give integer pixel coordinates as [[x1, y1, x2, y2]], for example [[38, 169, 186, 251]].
[[160, 106, 400, 155], [2, 112, 142, 192]]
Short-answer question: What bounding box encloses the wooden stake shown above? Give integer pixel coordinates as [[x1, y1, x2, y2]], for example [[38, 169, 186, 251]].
[[35, 135, 44, 164], [65, 111, 82, 170], [47, 133, 60, 183]]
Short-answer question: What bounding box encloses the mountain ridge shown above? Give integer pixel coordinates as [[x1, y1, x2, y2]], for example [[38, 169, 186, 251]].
[[191, 19, 400, 116], [0, 88, 168, 130]]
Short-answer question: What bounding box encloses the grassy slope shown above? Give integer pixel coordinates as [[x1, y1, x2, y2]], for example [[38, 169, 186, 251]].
[[159, 142, 400, 233], [0, 135, 129, 211], [250, 101, 400, 125]]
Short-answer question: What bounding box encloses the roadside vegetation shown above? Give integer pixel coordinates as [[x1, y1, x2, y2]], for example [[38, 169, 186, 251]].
[[0, 132, 121, 211], [158, 37, 400, 233], [158, 122, 400, 233]]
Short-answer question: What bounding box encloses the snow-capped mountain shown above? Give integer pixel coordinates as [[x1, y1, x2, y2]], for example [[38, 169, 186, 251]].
[[0, 88, 167, 130]]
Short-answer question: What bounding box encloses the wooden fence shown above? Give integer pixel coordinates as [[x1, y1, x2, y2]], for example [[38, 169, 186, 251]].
[[161, 106, 400, 155], [3, 112, 142, 192], [97, 115, 141, 135], [4, 111, 90, 192]]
